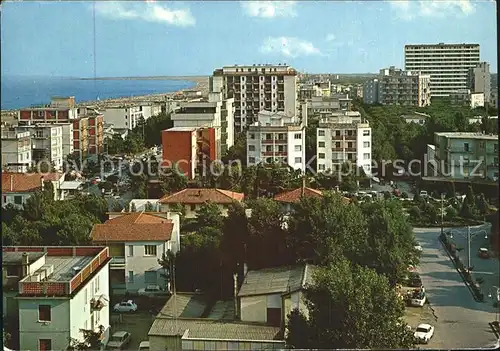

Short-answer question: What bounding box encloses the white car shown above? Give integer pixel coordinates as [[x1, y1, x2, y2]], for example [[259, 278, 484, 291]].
[[107, 331, 131, 350], [113, 300, 138, 313], [138, 285, 166, 297], [414, 244, 422, 251], [410, 292, 427, 307], [414, 323, 434, 343], [419, 190, 428, 198], [138, 341, 150, 351]]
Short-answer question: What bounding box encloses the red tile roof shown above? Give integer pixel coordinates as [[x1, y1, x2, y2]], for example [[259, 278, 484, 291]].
[[158, 188, 244, 204], [91, 212, 173, 242], [274, 187, 351, 204], [1, 172, 64, 193]]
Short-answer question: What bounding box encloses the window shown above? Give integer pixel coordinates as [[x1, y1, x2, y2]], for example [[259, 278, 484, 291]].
[[295, 157, 302, 164], [248, 145, 255, 151], [145, 271, 158, 284], [335, 142, 341, 148], [39, 339, 52, 351], [38, 305, 51, 322], [363, 130, 370, 136], [128, 245, 133, 257], [14, 196, 22, 205], [364, 153, 371, 160], [318, 142, 325, 148], [249, 133, 255, 139], [2, 196, 6, 203], [96, 275, 99, 292], [128, 271, 134, 283], [464, 143, 470, 152], [266, 134, 272, 140], [294, 133, 302, 139], [317, 130, 325, 137], [294, 145, 302, 152], [84, 288, 88, 304], [190, 204, 196, 211], [144, 245, 157, 256], [318, 153, 325, 159], [495, 144, 498, 152], [248, 157, 256, 164], [335, 130, 341, 136], [6, 266, 18, 276], [318, 164, 326, 171], [363, 141, 370, 148]]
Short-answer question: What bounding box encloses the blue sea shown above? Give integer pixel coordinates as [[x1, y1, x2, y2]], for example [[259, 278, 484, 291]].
[[1, 75, 196, 110]]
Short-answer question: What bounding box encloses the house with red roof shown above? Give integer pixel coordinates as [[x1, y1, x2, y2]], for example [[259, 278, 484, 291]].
[[158, 188, 244, 218], [1, 172, 65, 208], [91, 211, 180, 294]]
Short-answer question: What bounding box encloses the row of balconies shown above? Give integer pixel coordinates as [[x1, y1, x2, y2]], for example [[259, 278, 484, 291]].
[[332, 135, 357, 140], [262, 151, 287, 156], [332, 147, 357, 152]]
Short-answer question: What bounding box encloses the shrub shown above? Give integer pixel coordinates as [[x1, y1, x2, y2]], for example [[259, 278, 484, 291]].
[[401, 192, 409, 199]]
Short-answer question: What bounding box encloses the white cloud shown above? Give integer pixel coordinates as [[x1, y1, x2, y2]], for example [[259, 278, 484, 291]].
[[260, 37, 322, 58], [94, 1, 195, 26], [241, 1, 297, 18], [325, 33, 336, 42], [388, 0, 475, 20]]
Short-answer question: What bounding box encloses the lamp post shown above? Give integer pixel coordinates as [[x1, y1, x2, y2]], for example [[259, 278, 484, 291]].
[[447, 226, 489, 271], [440, 193, 445, 235], [488, 285, 500, 323]]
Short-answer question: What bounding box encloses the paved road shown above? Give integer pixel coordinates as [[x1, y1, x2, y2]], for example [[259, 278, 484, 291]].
[[413, 227, 499, 349]]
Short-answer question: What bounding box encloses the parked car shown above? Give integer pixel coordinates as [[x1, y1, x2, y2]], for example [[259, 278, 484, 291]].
[[414, 243, 423, 252], [409, 290, 426, 307], [414, 323, 434, 343], [408, 273, 422, 287], [478, 248, 490, 259], [138, 341, 150, 351], [107, 331, 131, 350], [113, 300, 138, 313], [138, 285, 168, 297], [419, 190, 428, 198]]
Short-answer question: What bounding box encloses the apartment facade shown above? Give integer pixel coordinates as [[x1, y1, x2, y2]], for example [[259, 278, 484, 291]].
[[404, 43, 480, 97], [161, 127, 217, 180], [91, 212, 180, 293], [171, 92, 235, 154], [363, 79, 379, 104], [1, 129, 32, 172], [20, 125, 64, 170], [468, 62, 491, 103], [307, 95, 352, 118], [316, 120, 372, 176], [377, 67, 431, 106], [2, 246, 111, 351], [246, 111, 306, 172], [430, 132, 498, 180], [211, 64, 298, 131]]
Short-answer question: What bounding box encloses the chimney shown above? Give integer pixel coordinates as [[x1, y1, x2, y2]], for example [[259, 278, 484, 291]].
[[40, 176, 45, 190], [21, 252, 30, 277], [233, 273, 239, 319], [243, 263, 248, 277]]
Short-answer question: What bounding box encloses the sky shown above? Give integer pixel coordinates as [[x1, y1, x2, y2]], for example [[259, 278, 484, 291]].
[[1, 0, 497, 77]]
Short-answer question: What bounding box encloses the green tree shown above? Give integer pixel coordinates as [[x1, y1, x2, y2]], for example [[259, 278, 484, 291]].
[[196, 201, 223, 229], [221, 203, 249, 274], [285, 309, 311, 349], [445, 206, 458, 221], [460, 186, 477, 219], [159, 169, 188, 195], [222, 132, 246, 164], [144, 202, 155, 212], [68, 325, 105, 350], [297, 259, 415, 349]]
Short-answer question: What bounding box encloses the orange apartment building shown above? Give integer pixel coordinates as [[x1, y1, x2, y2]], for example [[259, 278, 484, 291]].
[[17, 97, 104, 160], [161, 127, 217, 179]]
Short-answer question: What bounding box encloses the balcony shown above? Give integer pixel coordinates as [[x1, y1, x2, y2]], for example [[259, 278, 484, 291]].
[[110, 256, 125, 269], [344, 135, 357, 140], [90, 295, 108, 311], [262, 139, 274, 144], [446, 147, 474, 153]]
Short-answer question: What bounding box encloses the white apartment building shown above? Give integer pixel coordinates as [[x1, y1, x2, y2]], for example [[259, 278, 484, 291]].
[[246, 111, 306, 172], [17, 124, 64, 170], [23, 123, 74, 159], [307, 95, 352, 118], [428, 132, 498, 180], [316, 120, 372, 176], [405, 43, 480, 97], [471, 92, 485, 108], [211, 64, 298, 131], [363, 79, 379, 104], [91, 212, 181, 294], [1, 129, 32, 172], [468, 62, 491, 102], [100, 105, 142, 131], [377, 67, 431, 107], [171, 92, 235, 154], [2, 246, 111, 351]]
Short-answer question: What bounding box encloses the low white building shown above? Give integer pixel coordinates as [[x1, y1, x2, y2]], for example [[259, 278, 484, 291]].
[[91, 212, 181, 294], [470, 92, 485, 108], [401, 112, 431, 125], [17, 124, 64, 170], [1, 172, 66, 208], [316, 120, 372, 176], [246, 111, 306, 172], [2, 246, 111, 351], [1, 129, 32, 173], [100, 105, 142, 131]]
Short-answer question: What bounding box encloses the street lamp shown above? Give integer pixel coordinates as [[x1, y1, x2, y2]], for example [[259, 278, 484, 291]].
[[440, 193, 446, 235], [447, 226, 489, 271], [488, 285, 500, 323]]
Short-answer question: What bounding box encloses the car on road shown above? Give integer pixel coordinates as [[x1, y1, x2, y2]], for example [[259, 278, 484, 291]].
[[107, 331, 131, 350], [414, 323, 434, 343], [407, 272, 423, 287], [478, 248, 490, 259], [113, 300, 138, 313], [414, 243, 423, 251], [138, 285, 168, 297], [138, 341, 150, 351], [409, 290, 426, 307], [419, 190, 428, 198]]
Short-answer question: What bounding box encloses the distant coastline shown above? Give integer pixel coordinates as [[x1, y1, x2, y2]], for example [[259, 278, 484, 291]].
[[75, 76, 208, 81]]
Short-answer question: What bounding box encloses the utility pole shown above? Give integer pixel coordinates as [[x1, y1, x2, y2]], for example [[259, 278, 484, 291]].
[[467, 226, 471, 271], [441, 194, 445, 235]]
